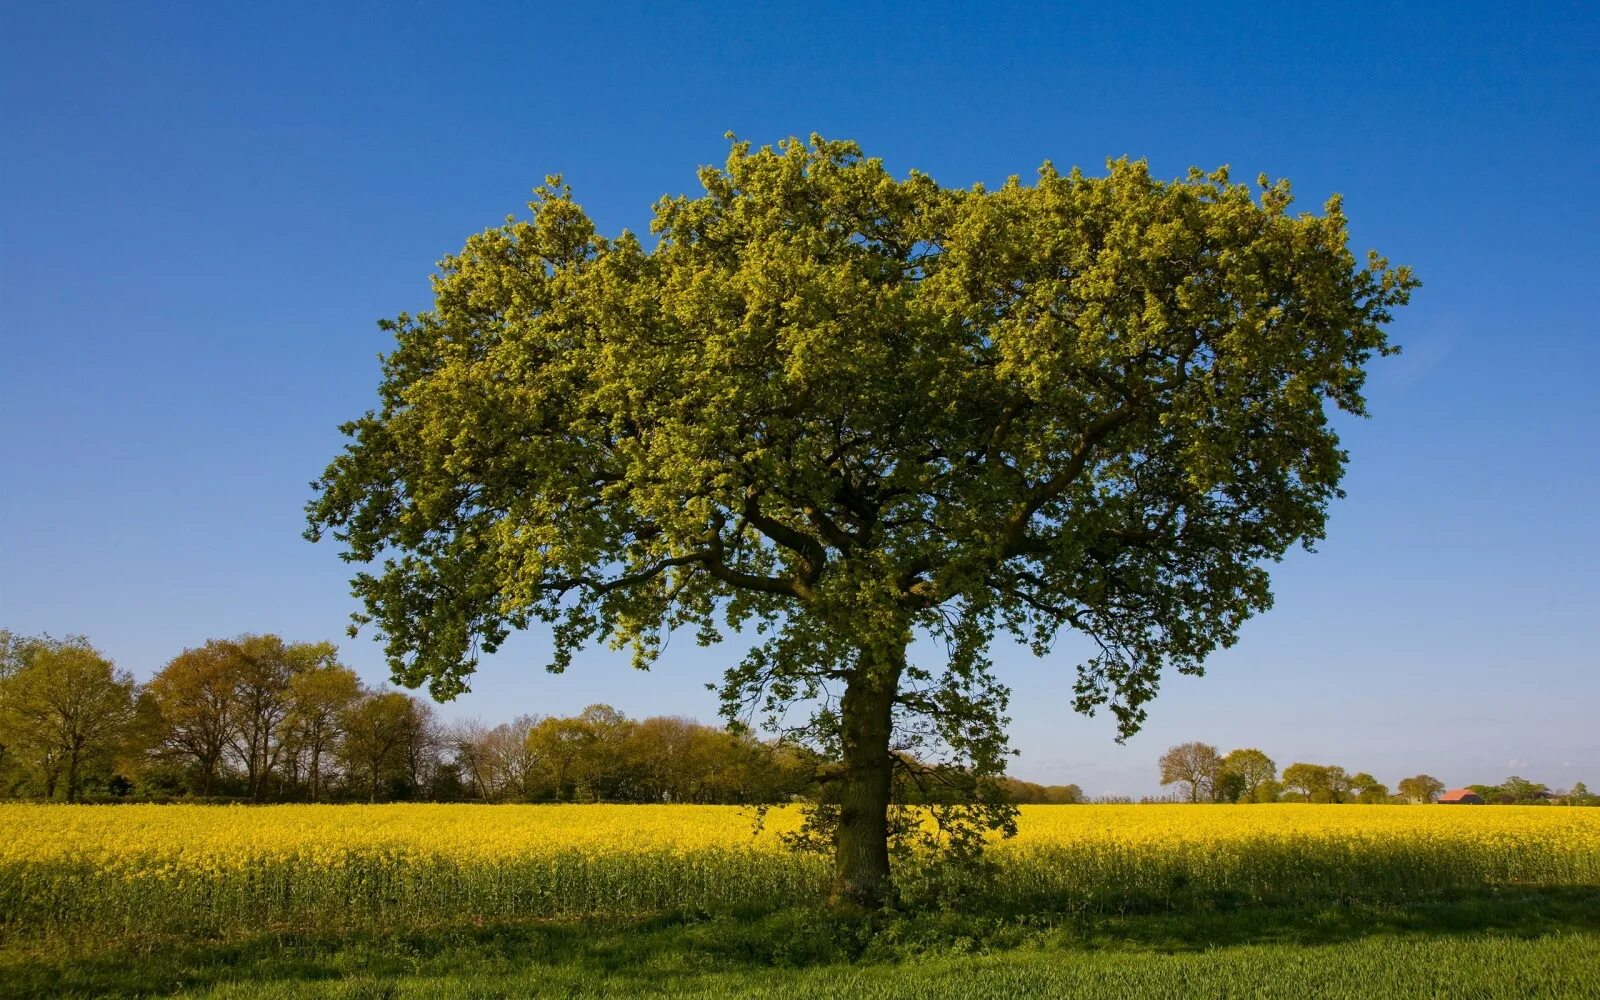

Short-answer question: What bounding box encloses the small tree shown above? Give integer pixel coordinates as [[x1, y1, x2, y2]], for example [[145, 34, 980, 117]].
[[285, 661, 362, 800], [1282, 762, 1328, 802], [338, 690, 416, 802], [0, 637, 137, 801], [148, 641, 241, 795], [1218, 748, 1276, 803], [308, 136, 1414, 908], [1350, 772, 1389, 803], [1397, 773, 1445, 804], [1251, 778, 1284, 803], [1500, 775, 1552, 804], [1158, 741, 1222, 802]]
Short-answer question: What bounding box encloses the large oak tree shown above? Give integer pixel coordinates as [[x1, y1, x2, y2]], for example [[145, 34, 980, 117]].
[[307, 136, 1414, 908]]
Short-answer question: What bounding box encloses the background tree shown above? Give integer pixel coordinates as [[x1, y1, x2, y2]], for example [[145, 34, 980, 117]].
[[1217, 748, 1276, 803], [453, 716, 545, 801], [338, 690, 412, 801], [0, 636, 137, 801], [1499, 775, 1552, 804], [285, 661, 361, 801], [628, 715, 706, 803], [1158, 742, 1222, 802], [999, 778, 1085, 804], [1321, 765, 1355, 803], [228, 636, 339, 802], [1350, 771, 1390, 803], [526, 715, 590, 803], [1251, 778, 1284, 803], [0, 630, 24, 681], [1282, 762, 1327, 802], [1397, 773, 1445, 804], [395, 697, 443, 798], [147, 641, 241, 795], [307, 136, 1415, 908], [570, 704, 635, 802], [0, 630, 31, 793]]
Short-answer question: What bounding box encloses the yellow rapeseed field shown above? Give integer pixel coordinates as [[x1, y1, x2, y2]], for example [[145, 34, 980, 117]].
[[2, 804, 1596, 934]]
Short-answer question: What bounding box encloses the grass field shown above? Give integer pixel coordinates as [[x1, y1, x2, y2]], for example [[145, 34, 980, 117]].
[[2, 804, 1597, 998], [5, 891, 1599, 998]]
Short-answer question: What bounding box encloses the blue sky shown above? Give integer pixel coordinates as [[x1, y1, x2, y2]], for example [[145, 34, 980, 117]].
[[2, 2, 1595, 797]]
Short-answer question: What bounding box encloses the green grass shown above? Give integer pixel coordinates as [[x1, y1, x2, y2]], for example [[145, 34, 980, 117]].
[[5, 888, 1599, 999]]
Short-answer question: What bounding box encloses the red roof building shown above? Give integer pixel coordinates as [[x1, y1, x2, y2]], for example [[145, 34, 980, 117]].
[[1438, 788, 1484, 804]]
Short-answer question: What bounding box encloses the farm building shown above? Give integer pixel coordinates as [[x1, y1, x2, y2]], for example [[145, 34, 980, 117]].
[[1438, 788, 1485, 804]]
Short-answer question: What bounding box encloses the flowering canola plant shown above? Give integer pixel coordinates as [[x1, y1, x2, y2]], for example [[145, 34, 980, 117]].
[[2, 804, 1595, 934]]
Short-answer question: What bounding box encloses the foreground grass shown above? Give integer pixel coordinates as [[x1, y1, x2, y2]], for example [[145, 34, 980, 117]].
[[6, 888, 1599, 999]]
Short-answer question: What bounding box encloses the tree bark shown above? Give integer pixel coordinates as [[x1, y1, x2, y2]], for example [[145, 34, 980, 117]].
[[66, 745, 81, 803], [829, 641, 904, 912]]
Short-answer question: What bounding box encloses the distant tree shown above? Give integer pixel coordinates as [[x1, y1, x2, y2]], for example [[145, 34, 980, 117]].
[[1350, 772, 1389, 803], [0, 630, 32, 792], [1325, 766, 1356, 803], [1397, 774, 1445, 804], [147, 641, 241, 795], [570, 704, 635, 802], [1212, 770, 1245, 804], [1000, 777, 1085, 804], [285, 662, 362, 801], [1566, 781, 1597, 806], [228, 636, 341, 802], [339, 690, 416, 802], [1500, 775, 1552, 804], [395, 698, 443, 797], [0, 637, 137, 801], [526, 715, 595, 802], [454, 715, 545, 801], [627, 715, 703, 802], [1467, 782, 1503, 802], [1282, 762, 1339, 802], [0, 630, 25, 680], [1218, 748, 1276, 803], [1158, 742, 1222, 802], [1251, 778, 1284, 803]]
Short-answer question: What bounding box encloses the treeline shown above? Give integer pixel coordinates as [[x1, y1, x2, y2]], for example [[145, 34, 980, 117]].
[[0, 631, 1084, 806], [0, 631, 818, 803], [1157, 741, 1598, 805]]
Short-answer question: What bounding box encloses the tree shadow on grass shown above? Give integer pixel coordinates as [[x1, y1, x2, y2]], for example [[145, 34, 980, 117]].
[[4, 887, 1599, 999], [1066, 886, 1600, 953]]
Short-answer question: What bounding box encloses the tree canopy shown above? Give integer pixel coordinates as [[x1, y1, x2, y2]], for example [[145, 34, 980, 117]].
[[307, 135, 1415, 907]]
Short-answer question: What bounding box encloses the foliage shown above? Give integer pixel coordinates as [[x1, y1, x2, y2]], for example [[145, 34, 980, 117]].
[[1157, 741, 1221, 802], [998, 777, 1084, 803], [1566, 782, 1598, 806], [1350, 771, 1390, 804], [0, 636, 137, 801], [1216, 747, 1276, 802], [1282, 762, 1355, 803], [1470, 776, 1557, 805], [306, 135, 1416, 903], [1398, 773, 1445, 803]]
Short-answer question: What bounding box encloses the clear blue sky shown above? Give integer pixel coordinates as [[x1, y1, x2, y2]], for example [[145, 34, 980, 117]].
[[2, 2, 1595, 797]]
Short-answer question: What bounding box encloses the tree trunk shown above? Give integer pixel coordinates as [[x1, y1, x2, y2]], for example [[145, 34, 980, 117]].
[[66, 747, 81, 803], [829, 641, 903, 912]]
